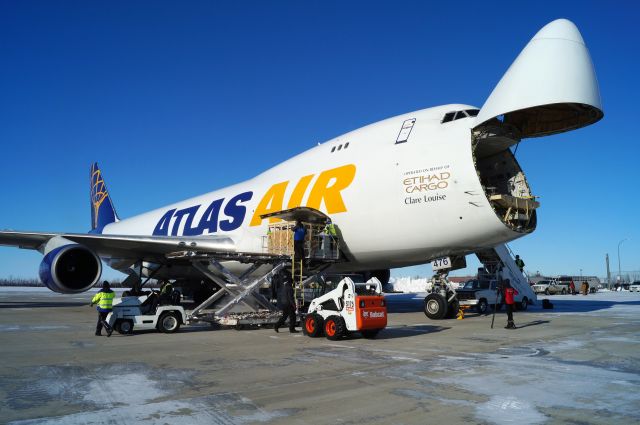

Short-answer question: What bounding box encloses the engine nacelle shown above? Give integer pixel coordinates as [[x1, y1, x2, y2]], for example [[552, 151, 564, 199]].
[[39, 244, 102, 293]]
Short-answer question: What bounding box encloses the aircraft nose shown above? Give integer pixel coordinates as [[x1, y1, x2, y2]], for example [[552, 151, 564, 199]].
[[532, 18, 585, 44]]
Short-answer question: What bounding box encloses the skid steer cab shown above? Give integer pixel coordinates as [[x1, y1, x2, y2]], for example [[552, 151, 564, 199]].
[[107, 290, 187, 335], [303, 277, 387, 340]]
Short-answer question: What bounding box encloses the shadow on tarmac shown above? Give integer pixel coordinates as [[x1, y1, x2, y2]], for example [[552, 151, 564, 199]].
[[513, 320, 550, 329], [374, 324, 449, 340]]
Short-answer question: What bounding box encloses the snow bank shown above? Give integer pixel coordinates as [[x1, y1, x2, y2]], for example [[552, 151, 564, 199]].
[[386, 277, 465, 293], [386, 277, 430, 293]]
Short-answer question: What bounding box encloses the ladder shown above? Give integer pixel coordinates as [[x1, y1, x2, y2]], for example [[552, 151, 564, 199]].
[[475, 244, 537, 305]]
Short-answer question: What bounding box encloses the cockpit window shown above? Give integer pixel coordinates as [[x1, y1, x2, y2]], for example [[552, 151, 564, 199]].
[[441, 109, 480, 123], [465, 109, 479, 117], [442, 112, 456, 123]]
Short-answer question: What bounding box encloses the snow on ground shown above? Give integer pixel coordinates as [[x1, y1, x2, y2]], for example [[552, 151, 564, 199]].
[[386, 277, 430, 293], [534, 291, 640, 319], [0, 286, 128, 293], [7, 364, 289, 425], [433, 345, 640, 425]]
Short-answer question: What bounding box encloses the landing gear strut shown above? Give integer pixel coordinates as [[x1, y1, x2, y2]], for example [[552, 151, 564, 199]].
[[423, 271, 459, 320]]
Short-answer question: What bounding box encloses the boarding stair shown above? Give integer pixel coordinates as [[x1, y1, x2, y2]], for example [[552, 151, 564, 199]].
[[475, 244, 537, 306]]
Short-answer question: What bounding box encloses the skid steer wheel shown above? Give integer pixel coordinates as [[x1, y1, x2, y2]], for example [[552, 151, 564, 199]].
[[158, 312, 181, 333], [304, 313, 324, 337], [361, 329, 381, 339], [424, 294, 448, 320], [324, 315, 346, 340]]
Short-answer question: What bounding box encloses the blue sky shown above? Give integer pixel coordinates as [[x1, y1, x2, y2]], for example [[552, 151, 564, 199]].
[[1, 1, 638, 281]]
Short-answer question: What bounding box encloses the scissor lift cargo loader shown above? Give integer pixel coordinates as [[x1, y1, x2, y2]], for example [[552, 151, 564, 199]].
[[164, 251, 290, 328]]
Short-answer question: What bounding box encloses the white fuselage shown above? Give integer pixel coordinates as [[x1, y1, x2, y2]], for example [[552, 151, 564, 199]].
[[103, 104, 520, 273]]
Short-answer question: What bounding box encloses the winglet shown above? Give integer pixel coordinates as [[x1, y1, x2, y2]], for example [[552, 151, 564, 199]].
[[90, 163, 119, 233]]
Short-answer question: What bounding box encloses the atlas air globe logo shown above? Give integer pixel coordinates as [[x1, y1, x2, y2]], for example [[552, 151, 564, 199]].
[[152, 164, 356, 236]]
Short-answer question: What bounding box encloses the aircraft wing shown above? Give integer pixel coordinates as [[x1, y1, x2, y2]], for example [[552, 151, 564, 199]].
[[0, 231, 58, 250], [0, 230, 237, 262]]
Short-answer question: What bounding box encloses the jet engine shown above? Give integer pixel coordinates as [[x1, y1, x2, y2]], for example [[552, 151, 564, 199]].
[[39, 244, 102, 293]]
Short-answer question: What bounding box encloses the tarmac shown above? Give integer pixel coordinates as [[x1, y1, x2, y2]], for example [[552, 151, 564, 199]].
[[1, 288, 639, 425]]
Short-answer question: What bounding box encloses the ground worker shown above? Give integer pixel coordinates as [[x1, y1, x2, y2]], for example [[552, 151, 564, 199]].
[[569, 279, 576, 295], [322, 218, 337, 258], [274, 274, 298, 333], [514, 255, 525, 272], [501, 279, 519, 329], [292, 220, 306, 264], [90, 281, 115, 336], [159, 280, 174, 305]]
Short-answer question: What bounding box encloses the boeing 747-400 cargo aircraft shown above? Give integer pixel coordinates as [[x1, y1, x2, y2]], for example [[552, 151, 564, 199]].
[[0, 20, 603, 306]]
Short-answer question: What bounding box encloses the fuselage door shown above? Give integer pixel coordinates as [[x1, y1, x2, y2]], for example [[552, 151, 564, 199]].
[[473, 19, 603, 139]]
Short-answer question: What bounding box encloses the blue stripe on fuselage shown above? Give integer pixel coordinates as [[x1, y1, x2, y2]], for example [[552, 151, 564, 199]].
[[152, 191, 253, 236]]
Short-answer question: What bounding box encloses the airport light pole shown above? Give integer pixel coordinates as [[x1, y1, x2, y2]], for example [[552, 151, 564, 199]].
[[618, 238, 627, 283]]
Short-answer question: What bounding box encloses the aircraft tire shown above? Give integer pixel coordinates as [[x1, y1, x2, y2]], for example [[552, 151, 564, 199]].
[[304, 313, 324, 337], [424, 294, 448, 320]]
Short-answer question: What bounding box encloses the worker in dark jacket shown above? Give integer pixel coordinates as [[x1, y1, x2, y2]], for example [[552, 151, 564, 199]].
[[274, 275, 298, 333], [500, 279, 519, 329], [292, 220, 306, 264], [90, 281, 115, 336], [514, 255, 525, 272], [159, 280, 174, 305]]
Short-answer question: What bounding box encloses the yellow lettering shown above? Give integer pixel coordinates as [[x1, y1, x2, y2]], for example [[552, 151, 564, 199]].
[[287, 174, 314, 209], [306, 164, 356, 213], [250, 181, 288, 226]]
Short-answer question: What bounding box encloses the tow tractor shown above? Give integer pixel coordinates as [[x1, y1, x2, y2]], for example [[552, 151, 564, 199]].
[[107, 290, 187, 334], [303, 276, 387, 340]]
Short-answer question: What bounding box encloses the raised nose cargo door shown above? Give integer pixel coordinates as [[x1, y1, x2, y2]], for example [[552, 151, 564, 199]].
[[473, 18, 603, 153]]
